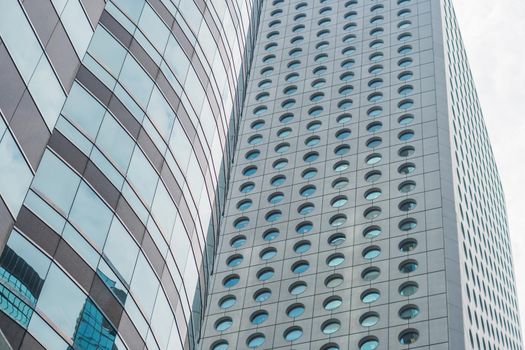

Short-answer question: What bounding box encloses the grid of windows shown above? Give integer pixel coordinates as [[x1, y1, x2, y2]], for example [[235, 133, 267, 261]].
[[201, 0, 445, 348]]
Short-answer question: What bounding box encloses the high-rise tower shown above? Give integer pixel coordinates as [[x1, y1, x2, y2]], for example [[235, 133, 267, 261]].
[[198, 0, 523, 350], [0, 0, 522, 350]]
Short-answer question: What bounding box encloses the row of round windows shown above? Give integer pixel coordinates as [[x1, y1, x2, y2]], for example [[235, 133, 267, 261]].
[[266, 5, 414, 31], [212, 327, 418, 349]]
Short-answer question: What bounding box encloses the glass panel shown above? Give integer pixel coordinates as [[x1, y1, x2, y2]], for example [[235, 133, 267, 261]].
[[146, 87, 175, 140], [95, 114, 135, 171], [28, 313, 69, 350], [127, 149, 158, 206], [103, 218, 139, 283], [130, 253, 159, 317], [88, 28, 127, 79], [0, 131, 32, 214], [32, 151, 81, 215], [61, 0, 92, 57], [119, 55, 154, 107], [37, 264, 87, 339], [69, 182, 113, 248], [139, 4, 170, 53], [0, 1, 42, 81]]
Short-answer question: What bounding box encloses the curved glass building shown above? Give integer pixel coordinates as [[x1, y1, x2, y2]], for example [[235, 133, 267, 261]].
[[1, 0, 523, 350], [0, 0, 260, 349]]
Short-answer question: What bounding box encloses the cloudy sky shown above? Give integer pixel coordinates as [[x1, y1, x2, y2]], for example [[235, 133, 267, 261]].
[[452, 0, 525, 336]]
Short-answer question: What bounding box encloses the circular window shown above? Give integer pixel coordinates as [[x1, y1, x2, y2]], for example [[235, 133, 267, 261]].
[[268, 192, 284, 204], [363, 226, 381, 238], [277, 127, 292, 138], [227, 254, 243, 267], [367, 121, 382, 132], [329, 214, 347, 227], [361, 289, 380, 303], [237, 199, 252, 211], [366, 154, 382, 165], [364, 207, 381, 220], [312, 78, 326, 88], [257, 268, 274, 281], [399, 129, 414, 140], [325, 274, 344, 288], [337, 113, 352, 123], [247, 334, 265, 348], [215, 317, 233, 331], [399, 259, 418, 273], [292, 260, 310, 274], [265, 210, 282, 222], [333, 161, 350, 172], [302, 168, 318, 180], [289, 281, 307, 295], [368, 78, 383, 88], [305, 135, 321, 146], [272, 159, 288, 170], [286, 72, 300, 82], [253, 288, 272, 302], [307, 120, 322, 131], [275, 143, 290, 154], [234, 217, 250, 229], [331, 196, 348, 208], [365, 170, 381, 183], [398, 84, 414, 95], [360, 312, 379, 327], [340, 72, 354, 81], [245, 150, 260, 160], [286, 303, 305, 318], [336, 129, 352, 140], [223, 274, 240, 288], [359, 337, 379, 350], [303, 151, 319, 162], [399, 71, 414, 81], [230, 235, 246, 248], [399, 329, 419, 345], [334, 144, 350, 156], [399, 238, 418, 252], [364, 188, 382, 200], [271, 175, 286, 187], [250, 120, 265, 130], [362, 267, 381, 281], [243, 166, 257, 176], [262, 228, 279, 241], [260, 248, 277, 260], [399, 114, 414, 125], [328, 233, 346, 246], [321, 320, 341, 334], [399, 199, 417, 211], [294, 240, 311, 254], [284, 327, 303, 341], [366, 137, 382, 148], [308, 106, 324, 117], [323, 296, 343, 310], [398, 162, 416, 175], [399, 305, 420, 320], [211, 340, 228, 350], [399, 218, 417, 231], [300, 185, 316, 197], [250, 310, 269, 325], [398, 145, 415, 157], [363, 246, 381, 260], [219, 295, 236, 309], [332, 177, 349, 189], [399, 180, 416, 193], [298, 203, 315, 215], [258, 79, 272, 88], [399, 282, 419, 296], [296, 221, 313, 234], [327, 253, 345, 267]]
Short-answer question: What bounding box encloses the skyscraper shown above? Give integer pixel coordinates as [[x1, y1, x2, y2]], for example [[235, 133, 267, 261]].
[[0, 0, 522, 350]]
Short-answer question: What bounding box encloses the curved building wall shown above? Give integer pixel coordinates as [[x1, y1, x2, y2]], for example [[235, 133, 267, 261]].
[[0, 0, 260, 349]]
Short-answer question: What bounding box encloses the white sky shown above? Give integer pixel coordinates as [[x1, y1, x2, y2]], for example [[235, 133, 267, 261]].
[[453, 0, 525, 337]]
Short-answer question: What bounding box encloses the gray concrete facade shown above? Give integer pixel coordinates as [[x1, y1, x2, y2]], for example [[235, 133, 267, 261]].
[[199, 0, 523, 349]]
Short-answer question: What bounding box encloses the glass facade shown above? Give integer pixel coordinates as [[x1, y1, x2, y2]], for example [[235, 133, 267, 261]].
[[0, 0, 522, 350], [0, 0, 261, 349]]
